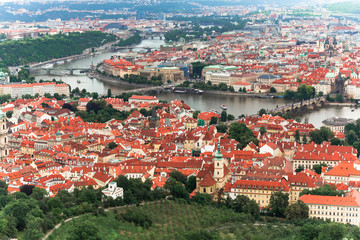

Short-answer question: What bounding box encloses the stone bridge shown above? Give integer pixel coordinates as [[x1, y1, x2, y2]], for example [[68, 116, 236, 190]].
[[142, 32, 165, 40], [267, 96, 327, 115], [111, 46, 153, 52], [115, 84, 175, 95]]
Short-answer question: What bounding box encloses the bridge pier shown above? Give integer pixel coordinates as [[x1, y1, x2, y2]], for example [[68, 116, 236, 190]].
[[69, 69, 74, 75], [47, 69, 51, 75], [160, 36, 162, 40]]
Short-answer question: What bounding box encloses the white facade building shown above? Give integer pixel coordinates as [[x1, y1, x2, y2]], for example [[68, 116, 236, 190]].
[[300, 194, 360, 227], [102, 182, 124, 199]]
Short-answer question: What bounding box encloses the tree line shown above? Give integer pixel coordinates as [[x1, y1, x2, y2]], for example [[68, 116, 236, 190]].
[[165, 16, 247, 42], [0, 169, 358, 239], [75, 99, 130, 123], [0, 175, 166, 240], [162, 171, 360, 240], [0, 31, 117, 67], [283, 84, 316, 101], [192, 81, 235, 92], [114, 33, 142, 47]]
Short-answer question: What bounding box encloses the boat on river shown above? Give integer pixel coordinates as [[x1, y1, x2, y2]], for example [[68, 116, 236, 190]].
[[257, 95, 274, 98], [172, 87, 203, 94], [220, 104, 227, 110]]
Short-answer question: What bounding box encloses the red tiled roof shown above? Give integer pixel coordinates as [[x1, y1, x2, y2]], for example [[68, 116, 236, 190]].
[[299, 194, 359, 207], [198, 172, 216, 187]]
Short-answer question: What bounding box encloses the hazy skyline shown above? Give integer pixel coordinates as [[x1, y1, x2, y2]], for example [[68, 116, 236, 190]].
[[0, 0, 358, 3]]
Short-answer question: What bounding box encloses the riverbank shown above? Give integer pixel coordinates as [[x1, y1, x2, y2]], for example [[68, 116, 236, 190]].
[[202, 90, 280, 98], [26, 39, 119, 69], [92, 70, 151, 90], [327, 102, 358, 107]]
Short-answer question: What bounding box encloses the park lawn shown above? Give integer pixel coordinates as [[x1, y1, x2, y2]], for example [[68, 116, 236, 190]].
[[47, 200, 302, 240]]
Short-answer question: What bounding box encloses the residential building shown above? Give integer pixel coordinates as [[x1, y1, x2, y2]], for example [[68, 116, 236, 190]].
[[139, 67, 184, 83], [300, 194, 360, 226], [226, 180, 290, 207], [322, 117, 355, 133]]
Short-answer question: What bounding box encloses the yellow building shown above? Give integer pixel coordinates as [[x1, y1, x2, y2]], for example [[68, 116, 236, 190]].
[[286, 172, 317, 204], [139, 67, 184, 83], [225, 180, 290, 207]]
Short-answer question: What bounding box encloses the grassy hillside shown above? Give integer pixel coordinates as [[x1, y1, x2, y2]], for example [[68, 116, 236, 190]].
[[48, 200, 250, 240], [47, 200, 307, 240], [325, 1, 360, 14], [48, 199, 360, 240], [0, 31, 117, 67]]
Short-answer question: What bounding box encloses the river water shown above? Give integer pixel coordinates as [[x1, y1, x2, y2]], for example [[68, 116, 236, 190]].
[[32, 39, 165, 94], [31, 39, 360, 129]]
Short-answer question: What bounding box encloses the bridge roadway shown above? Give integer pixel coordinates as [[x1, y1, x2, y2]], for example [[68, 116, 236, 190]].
[[111, 46, 155, 52], [266, 96, 327, 115], [26, 67, 91, 75], [25, 54, 87, 70], [116, 84, 176, 95]]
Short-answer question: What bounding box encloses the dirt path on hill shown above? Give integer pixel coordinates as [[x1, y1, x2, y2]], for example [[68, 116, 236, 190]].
[[42, 201, 160, 240]]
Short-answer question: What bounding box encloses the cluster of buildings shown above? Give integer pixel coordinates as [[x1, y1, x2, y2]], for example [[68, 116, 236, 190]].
[[0, 82, 70, 98], [94, 11, 360, 99], [5, 4, 360, 227], [0, 92, 357, 225], [103, 56, 186, 83]]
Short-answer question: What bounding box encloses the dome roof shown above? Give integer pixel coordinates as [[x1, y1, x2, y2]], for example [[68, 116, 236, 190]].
[[214, 143, 223, 159]]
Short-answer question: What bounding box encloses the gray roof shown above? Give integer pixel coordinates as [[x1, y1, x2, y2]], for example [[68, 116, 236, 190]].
[[258, 74, 279, 79], [322, 117, 355, 126]]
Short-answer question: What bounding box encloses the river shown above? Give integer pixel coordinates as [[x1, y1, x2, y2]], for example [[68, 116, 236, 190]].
[[32, 38, 166, 95], [31, 39, 360, 129]]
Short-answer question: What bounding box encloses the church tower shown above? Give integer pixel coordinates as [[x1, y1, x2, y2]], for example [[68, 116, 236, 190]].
[[56, 130, 62, 142], [213, 143, 225, 179], [334, 72, 345, 94], [0, 109, 9, 159]]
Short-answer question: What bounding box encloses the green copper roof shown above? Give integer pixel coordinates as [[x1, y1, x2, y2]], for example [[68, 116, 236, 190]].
[[214, 142, 222, 159], [224, 66, 238, 71], [204, 65, 222, 69], [325, 72, 335, 78]]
